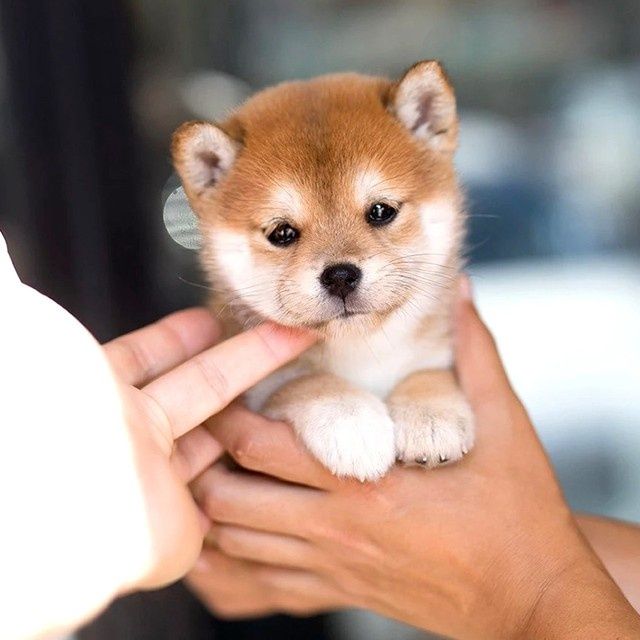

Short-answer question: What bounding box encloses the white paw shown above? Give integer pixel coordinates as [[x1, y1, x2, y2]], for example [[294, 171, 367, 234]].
[[270, 397, 396, 482], [391, 396, 474, 468]]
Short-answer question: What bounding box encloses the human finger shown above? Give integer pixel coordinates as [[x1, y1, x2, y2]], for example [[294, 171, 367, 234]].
[[454, 276, 513, 411], [104, 308, 220, 386], [187, 548, 343, 618], [192, 463, 320, 538], [186, 548, 277, 619], [171, 424, 224, 483], [207, 523, 318, 570], [142, 323, 316, 440], [206, 404, 337, 490]]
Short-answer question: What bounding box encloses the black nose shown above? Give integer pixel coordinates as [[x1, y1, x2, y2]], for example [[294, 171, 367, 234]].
[[320, 263, 362, 298]]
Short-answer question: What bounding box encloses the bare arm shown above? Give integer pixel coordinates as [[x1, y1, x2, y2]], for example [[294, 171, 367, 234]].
[[578, 514, 640, 612]]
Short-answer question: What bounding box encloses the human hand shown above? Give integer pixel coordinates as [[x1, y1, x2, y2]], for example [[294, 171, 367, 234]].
[[103, 309, 315, 591], [186, 545, 342, 619], [191, 281, 640, 638]]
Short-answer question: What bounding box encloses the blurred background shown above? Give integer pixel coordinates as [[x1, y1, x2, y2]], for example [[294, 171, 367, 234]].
[[1, 1, 639, 639]]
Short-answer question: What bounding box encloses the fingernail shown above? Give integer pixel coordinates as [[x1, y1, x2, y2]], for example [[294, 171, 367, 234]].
[[458, 274, 473, 301]]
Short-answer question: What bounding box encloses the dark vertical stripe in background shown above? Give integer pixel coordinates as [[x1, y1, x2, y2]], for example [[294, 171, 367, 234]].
[[0, 0, 152, 340]]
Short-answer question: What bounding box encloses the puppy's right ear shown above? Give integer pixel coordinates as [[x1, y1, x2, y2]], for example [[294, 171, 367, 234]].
[[390, 60, 458, 154], [171, 121, 239, 201]]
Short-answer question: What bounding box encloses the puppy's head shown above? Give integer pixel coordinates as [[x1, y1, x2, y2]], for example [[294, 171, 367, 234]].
[[172, 61, 464, 336]]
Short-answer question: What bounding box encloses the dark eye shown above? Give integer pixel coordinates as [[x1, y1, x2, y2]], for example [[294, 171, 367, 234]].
[[267, 222, 299, 247], [366, 202, 398, 226]]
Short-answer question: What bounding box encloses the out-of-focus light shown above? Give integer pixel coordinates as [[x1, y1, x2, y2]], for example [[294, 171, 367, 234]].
[[180, 71, 252, 121]]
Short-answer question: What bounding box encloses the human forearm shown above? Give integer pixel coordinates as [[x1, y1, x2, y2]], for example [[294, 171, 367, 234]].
[[520, 548, 640, 639], [577, 514, 640, 613]]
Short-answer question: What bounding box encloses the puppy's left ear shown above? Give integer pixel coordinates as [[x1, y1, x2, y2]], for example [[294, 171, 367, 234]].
[[391, 60, 458, 153]]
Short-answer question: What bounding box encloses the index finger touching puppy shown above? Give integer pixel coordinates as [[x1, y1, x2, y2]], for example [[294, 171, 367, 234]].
[[142, 323, 316, 440]]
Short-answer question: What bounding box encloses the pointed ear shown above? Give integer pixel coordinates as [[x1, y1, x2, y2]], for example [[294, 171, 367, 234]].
[[391, 60, 458, 153], [171, 121, 239, 201]]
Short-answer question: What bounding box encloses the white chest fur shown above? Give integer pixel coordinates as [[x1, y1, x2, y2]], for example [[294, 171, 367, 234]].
[[308, 306, 453, 398], [245, 303, 453, 411]]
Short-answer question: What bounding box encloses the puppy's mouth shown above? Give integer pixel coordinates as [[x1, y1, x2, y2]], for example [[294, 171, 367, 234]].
[[322, 299, 381, 324], [303, 306, 368, 329], [335, 298, 368, 320], [275, 290, 404, 330], [340, 307, 367, 319]]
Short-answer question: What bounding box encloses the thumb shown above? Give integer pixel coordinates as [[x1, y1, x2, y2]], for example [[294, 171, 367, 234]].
[[454, 275, 513, 412]]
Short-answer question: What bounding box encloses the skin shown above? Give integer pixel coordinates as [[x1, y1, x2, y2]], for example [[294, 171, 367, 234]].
[[577, 515, 640, 613], [189, 280, 640, 639], [187, 516, 640, 624], [104, 311, 315, 591], [36, 310, 315, 638]]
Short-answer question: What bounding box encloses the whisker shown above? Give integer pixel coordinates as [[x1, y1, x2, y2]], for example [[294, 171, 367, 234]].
[[177, 276, 215, 292]]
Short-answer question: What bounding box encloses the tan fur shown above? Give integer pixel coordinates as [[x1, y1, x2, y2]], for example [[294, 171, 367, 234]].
[[172, 61, 473, 481]]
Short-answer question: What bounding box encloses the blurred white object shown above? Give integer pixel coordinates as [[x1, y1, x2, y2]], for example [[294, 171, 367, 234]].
[[474, 256, 640, 519], [0, 233, 151, 640]]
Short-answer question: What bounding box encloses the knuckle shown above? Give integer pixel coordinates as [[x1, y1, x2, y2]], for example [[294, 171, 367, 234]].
[[215, 528, 243, 557], [201, 483, 230, 520], [113, 339, 151, 380], [232, 431, 264, 469], [254, 565, 281, 589], [253, 325, 283, 367], [194, 356, 230, 406], [211, 600, 251, 620]]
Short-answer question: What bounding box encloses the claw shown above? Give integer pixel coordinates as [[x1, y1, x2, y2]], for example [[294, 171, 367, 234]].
[[438, 454, 449, 464], [415, 455, 428, 465], [462, 447, 469, 455]]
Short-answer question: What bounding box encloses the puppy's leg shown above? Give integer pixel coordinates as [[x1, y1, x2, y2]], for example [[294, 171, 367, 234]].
[[264, 373, 396, 481], [388, 370, 474, 468]]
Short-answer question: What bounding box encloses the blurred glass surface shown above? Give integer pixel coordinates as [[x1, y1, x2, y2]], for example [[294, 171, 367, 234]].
[[1, 1, 639, 639]]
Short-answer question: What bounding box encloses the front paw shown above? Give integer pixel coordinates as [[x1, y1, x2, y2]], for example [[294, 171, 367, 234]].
[[390, 396, 474, 468], [267, 397, 396, 482]]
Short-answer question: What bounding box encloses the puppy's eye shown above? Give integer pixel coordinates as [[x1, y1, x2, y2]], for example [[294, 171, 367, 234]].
[[366, 202, 398, 226], [267, 222, 299, 247]]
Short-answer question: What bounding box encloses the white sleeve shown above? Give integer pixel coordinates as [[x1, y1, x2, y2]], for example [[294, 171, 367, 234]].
[[0, 231, 152, 639]]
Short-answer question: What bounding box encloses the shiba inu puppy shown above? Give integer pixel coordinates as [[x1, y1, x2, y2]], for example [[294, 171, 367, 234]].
[[172, 60, 473, 481]]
